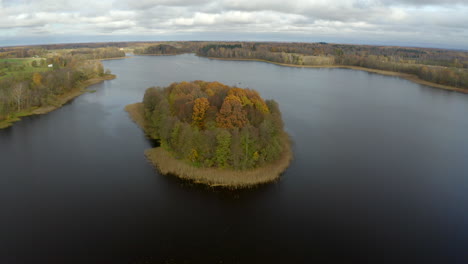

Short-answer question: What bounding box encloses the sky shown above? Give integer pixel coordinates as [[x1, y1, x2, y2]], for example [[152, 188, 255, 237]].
[[1, 0, 468, 49]]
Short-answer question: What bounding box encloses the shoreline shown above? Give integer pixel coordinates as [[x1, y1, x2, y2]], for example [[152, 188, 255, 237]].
[[203, 56, 468, 94], [133, 53, 186, 56], [125, 102, 293, 189], [87, 53, 468, 94], [98, 56, 132, 61], [0, 74, 116, 129]]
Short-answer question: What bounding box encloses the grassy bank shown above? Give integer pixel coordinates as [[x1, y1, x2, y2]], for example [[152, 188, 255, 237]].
[[204, 57, 468, 94], [0, 74, 116, 129], [98, 56, 132, 61], [125, 102, 293, 189], [133, 53, 185, 56]]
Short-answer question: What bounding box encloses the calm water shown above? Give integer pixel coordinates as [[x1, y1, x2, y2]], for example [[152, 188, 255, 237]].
[[1, 54, 468, 263]]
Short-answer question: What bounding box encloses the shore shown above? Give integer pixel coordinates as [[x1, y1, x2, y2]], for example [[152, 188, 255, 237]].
[[124, 102, 147, 129], [98, 56, 132, 61], [204, 57, 468, 94], [133, 53, 186, 56], [98, 53, 467, 94], [0, 74, 116, 129], [125, 102, 293, 188]]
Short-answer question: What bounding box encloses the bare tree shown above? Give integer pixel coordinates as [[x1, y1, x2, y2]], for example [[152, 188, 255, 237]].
[[11, 82, 25, 112]]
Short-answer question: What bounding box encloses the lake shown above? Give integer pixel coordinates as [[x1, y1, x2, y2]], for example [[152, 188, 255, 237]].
[[1, 54, 468, 263]]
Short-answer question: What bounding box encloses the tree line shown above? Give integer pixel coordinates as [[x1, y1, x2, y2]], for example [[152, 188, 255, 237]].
[[134, 44, 186, 55], [1, 47, 125, 60], [121, 41, 468, 89], [68, 47, 125, 60], [195, 42, 468, 89], [142, 81, 286, 170], [0, 52, 110, 122]]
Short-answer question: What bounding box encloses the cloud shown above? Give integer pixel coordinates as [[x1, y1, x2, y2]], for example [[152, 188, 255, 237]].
[[381, 0, 468, 6], [0, 0, 467, 49], [125, 0, 212, 9]]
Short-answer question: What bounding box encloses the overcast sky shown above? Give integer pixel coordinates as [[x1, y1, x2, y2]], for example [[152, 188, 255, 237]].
[[1, 0, 468, 49]]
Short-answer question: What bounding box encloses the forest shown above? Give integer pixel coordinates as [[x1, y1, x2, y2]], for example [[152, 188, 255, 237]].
[[0, 46, 125, 60], [142, 81, 287, 170], [0, 47, 125, 126], [195, 42, 468, 89], [129, 41, 468, 89], [134, 44, 185, 55]]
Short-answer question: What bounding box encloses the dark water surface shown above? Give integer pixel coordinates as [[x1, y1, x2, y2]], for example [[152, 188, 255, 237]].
[[2, 54, 468, 263]]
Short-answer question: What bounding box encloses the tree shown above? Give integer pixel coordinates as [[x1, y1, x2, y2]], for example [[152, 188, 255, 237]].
[[215, 130, 231, 168], [216, 95, 248, 129], [143, 87, 161, 113], [229, 128, 243, 169], [239, 125, 262, 168], [32, 72, 42, 86], [228, 88, 252, 106], [169, 122, 182, 153], [11, 82, 26, 111], [192, 97, 210, 129]]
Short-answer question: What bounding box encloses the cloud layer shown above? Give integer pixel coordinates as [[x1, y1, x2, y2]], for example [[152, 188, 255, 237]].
[[1, 0, 467, 48]]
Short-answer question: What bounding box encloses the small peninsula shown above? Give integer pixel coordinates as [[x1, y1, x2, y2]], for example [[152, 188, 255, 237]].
[[0, 46, 124, 129], [126, 81, 292, 188]]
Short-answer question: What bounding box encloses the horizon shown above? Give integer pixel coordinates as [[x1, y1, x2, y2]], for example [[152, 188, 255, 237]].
[[1, 0, 468, 50], [2, 35, 467, 51]]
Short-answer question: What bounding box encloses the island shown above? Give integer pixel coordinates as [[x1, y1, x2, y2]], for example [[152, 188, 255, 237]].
[[126, 81, 292, 188]]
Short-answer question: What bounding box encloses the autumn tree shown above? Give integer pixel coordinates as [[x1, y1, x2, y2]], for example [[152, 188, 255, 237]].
[[141, 81, 287, 170], [192, 97, 210, 129], [32, 72, 42, 86], [215, 130, 231, 168], [216, 95, 248, 129]]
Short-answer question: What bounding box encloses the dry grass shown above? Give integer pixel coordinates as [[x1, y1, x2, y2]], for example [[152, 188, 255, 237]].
[[124, 102, 146, 129], [97, 57, 132, 61], [144, 136, 292, 188], [126, 102, 293, 188], [0, 118, 16, 129], [134, 53, 185, 56], [303, 55, 335, 65]]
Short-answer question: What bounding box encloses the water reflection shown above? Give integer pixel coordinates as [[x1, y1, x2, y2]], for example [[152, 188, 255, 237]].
[[1, 54, 468, 263]]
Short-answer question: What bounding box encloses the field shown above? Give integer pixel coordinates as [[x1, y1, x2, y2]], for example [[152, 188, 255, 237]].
[[0, 58, 51, 79]]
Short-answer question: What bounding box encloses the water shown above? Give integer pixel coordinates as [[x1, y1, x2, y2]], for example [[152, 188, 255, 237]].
[[1, 54, 468, 263]]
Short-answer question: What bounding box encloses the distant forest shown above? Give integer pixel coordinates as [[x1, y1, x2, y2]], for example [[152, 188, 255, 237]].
[[4, 41, 466, 89], [134, 44, 185, 55], [142, 81, 286, 170], [134, 41, 468, 89]]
